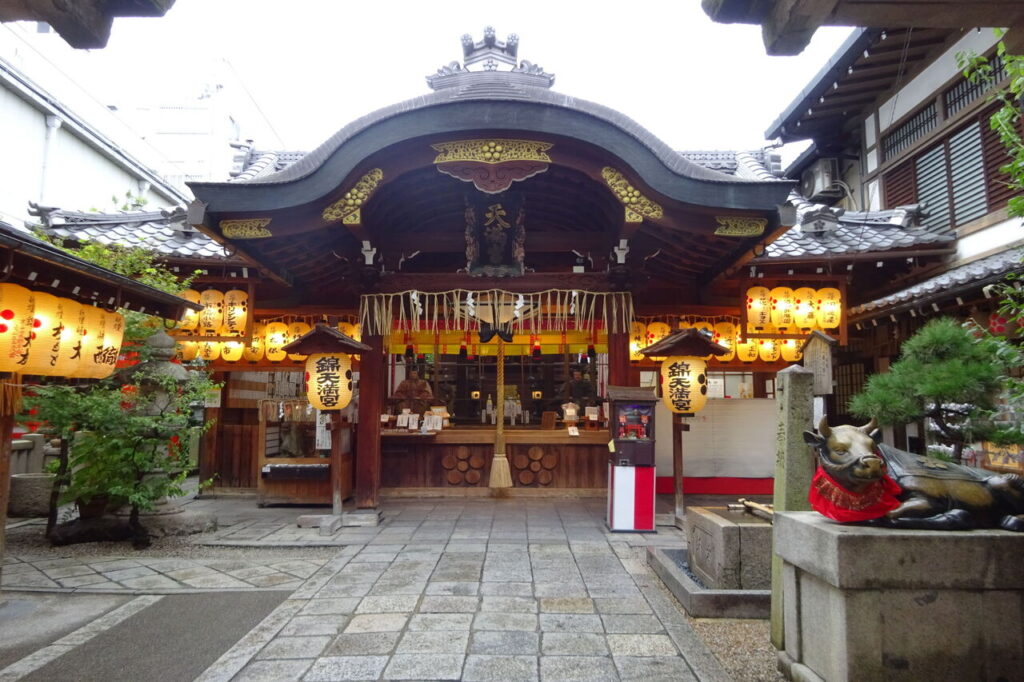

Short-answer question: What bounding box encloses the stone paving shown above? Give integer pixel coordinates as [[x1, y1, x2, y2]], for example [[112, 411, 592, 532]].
[[197, 498, 730, 681]]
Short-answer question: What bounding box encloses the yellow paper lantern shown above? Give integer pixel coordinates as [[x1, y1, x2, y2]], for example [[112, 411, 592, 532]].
[[243, 322, 265, 362], [781, 337, 802, 362], [177, 340, 199, 362], [770, 287, 795, 330], [338, 321, 361, 342], [177, 289, 201, 331], [792, 287, 817, 330], [645, 321, 672, 346], [758, 326, 781, 363], [629, 322, 647, 361], [22, 292, 63, 376], [198, 339, 221, 362], [286, 322, 312, 361], [264, 322, 289, 362], [198, 289, 224, 336], [712, 321, 736, 362], [661, 356, 708, 414], [305, 353, 353, 410], [95, 311, 125, 379], [222, 289, 249, 336], [0, 283, 36, 373], [734, 327, 759, 363], [677, 319, 691, 330], [221, 339, 244, 363], [78, 308, 123, 379], [76, 305, 106, 378], [817, 287, 842, 329], [54, 299, 83, 377], [746, 285, 771, 328]]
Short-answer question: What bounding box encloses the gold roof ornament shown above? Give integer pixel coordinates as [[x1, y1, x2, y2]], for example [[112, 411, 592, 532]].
[[322, 168, 384, 225], [219, 218, 273, 239], [601, 167, 663, 223]]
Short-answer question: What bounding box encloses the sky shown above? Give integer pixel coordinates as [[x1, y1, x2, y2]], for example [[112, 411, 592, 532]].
[[17, 0, 853, 164]]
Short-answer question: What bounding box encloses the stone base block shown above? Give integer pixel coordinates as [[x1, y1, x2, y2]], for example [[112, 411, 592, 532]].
[[684, 506, 771, 589], [647, 546, 770, 619], [342, 509, 383, 527], [142, 509, 217, 537], [7, 473, 55, 517], [775, 512, 1024, 682]]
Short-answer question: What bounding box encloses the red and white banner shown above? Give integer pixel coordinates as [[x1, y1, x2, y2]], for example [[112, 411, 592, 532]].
[[607, 464, 656, 532]]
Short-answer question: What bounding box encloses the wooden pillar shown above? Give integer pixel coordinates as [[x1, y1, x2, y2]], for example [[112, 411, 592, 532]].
[[673, 415, 690, 528], [0, 412, 14, 576], [355, 333, 384, 509], [330, 412, 346, 515], [607, 330, 634, 387]]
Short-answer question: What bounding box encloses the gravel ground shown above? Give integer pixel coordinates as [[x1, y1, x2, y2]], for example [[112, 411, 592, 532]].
[[3, 523, 339, 561], [688, 616, 784, 682]]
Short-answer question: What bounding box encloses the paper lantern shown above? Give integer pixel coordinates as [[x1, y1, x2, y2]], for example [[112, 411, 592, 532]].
[[989, 313, 1010, 335], [629, 322, 647, 361], [792, 287, 817, 330], [222, 289, 248, 336], [817, 287, 842, 329], [338, 321, 361, 342], [746, 285, 771, 328], [770, 287, 795, 330], [76, 305, 106, 378], [264, 322, 289, 362], [645, 321, 672, 346], [758, 326, 781, 363], [305, 353, 353, 410], [781, 338, 803, 362], [0, 283, 36, 373], [198, 289, 224, 336], [243, 322, 265, 362], [22, 292, 63, 376], [221, 339, 244, 363], [734, 328, 759, 363], [712, 322, 736, 362], [177, 289, 201, 331], [286, 321, 312, 361], [198, 339, 221, 362], [54, 299, 83, 376], [177, 340, 199, 362], [661, 356, 708, 414], [677, 319, 691, 330], [97, 311, 125, 378]]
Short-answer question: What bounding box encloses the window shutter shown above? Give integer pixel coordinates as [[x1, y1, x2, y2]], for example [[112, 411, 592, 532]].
[[980, 103, 1023, 210], [948, 122, 987, 226], [915, 145, 951, 231], [882, 159, 917, 207]]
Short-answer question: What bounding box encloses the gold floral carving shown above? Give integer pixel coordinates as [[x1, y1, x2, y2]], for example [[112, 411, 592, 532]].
[[601, 167, 663, 223], [714, 216, 767, 237], [219, 218, 273, 239], [431, 139, 553, 164], [322, 168, 384, 225]]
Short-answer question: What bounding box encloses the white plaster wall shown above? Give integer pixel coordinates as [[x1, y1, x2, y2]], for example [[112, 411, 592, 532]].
[[866, 148, 878, 174], [864, 116, 877, 149], [878, 30, 1000, 133], [0, 87, 46, 225], [957, 217, 1024, 260], [866, 179, 881, 210]]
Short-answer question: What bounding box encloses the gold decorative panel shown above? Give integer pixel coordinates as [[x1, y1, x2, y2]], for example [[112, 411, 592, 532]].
[[601, 167, 663, 223], [220, 218, 272, 239], [714, 216, 767, 237], [322, 168, 384, 225], [431, 139, 553, 164]]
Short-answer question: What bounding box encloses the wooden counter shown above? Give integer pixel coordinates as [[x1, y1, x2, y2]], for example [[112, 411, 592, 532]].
[[381, 427, 612, 489]]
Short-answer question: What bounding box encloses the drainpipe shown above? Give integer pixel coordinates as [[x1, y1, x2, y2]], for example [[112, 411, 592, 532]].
[[39, 115, 63, 205]]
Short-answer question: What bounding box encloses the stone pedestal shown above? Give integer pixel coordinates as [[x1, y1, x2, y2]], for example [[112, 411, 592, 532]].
[[685, 506, 771, 589], [775, 512, 1024, 682], [7, 473, 55, 517]]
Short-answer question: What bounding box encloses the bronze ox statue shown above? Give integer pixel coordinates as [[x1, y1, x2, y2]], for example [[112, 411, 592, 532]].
[[804, 418, 1024, 531]]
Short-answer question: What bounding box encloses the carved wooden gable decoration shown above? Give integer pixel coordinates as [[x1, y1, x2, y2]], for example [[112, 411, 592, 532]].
[[433, 139, 552, 194]]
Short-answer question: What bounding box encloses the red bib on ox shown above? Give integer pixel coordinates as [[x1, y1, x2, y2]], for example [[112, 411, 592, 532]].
[[809, 467, 903, 523]]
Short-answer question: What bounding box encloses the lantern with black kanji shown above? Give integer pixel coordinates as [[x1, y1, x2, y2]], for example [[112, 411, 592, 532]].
[[746, 285, 771, 328], [305, 353, 353, 410], [661, 356, 709, 414]]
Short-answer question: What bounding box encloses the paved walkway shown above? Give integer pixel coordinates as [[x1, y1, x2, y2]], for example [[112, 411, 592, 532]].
[[3, 497, 733, 681]]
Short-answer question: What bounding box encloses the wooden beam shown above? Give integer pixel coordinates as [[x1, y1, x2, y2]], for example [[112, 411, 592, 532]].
[[355, 334, 384, 509]]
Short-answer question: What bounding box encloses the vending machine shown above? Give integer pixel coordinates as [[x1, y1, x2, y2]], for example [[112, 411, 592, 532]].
[[606, 386, 657, 532]]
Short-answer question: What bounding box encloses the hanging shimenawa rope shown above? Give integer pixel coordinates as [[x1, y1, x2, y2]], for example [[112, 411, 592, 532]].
[[359, 290, 634, 341], [488, 339, 513, 491]]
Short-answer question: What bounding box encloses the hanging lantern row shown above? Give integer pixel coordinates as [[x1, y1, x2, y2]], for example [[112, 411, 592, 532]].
[[0, 283, 124, 379], [177, 319, 360, 365], [176, 288, 249, 336], [746, 286, 842, 331], [631, 319, 805, 363]]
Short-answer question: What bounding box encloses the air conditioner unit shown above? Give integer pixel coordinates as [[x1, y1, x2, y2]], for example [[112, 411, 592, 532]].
[[799, 158, 843, 201]]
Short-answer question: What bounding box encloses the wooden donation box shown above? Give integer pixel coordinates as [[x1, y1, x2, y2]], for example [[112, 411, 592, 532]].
[[606, 386, 657, 532]]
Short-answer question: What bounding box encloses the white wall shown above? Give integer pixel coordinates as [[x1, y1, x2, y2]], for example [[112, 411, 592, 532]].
[[957, 217, 1024, 260], [654, 399, 776, 478]]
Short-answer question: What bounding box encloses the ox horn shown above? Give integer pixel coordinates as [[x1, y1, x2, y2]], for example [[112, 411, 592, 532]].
[[858, 418, 878, 434], [818, 416, 831, 438]]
